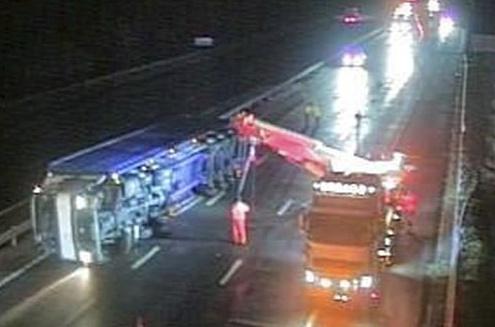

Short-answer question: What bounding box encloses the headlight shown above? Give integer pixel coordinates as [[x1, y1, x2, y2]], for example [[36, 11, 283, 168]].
[[353, 53, 366, 66], [377, 248, 392, 258], [342, 53, 366, 67], [320, 278, 332, 288], [78, 250, 93, 265], [428, 0, 440, 13], [75, 195, 88, 210], [439, 15, 455, 40], [382, 176, 399, 190], [305, 270, 316, 283], [333, 293, 350, 302], [342, 54, 353, 66], [339, 279, 351, 290], [360, 275, 373, 288], [33, 185, 43, 194]]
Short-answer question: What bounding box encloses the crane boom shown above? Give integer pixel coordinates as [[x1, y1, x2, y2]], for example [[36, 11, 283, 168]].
[[231, 112, 405, 180]]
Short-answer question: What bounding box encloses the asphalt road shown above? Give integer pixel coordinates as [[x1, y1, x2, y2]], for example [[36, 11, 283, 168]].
[[0, 19, 465, 327]]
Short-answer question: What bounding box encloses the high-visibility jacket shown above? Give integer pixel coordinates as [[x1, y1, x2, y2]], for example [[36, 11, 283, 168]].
[[305, 104, 321, 118], [231, 201, 250, 221]]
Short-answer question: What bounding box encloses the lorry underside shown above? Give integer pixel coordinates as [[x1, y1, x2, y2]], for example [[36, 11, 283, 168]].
[[32, 127, 248, 263]]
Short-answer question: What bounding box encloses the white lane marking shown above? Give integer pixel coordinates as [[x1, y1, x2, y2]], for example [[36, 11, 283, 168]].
[[276, 198, 294, 216], [228, 318, 280, 327], [131, 245, 161, 271], [218, 258, 243, 286], [171, 197, 204, 217], [206, 190, 227, 206], [0, 251, 51, 289]]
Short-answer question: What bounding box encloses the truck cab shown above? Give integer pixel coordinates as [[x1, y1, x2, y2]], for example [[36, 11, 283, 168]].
[[302, 173, 386, 305]]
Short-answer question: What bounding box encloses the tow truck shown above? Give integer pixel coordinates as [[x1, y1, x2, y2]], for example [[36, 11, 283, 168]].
[[231, 112, 410, 304]]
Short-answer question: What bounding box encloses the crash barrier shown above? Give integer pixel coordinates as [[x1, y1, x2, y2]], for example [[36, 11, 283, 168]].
[[424, 52, 471, 327], [0, 220, 31, 248], [0, 199, 31, 248]]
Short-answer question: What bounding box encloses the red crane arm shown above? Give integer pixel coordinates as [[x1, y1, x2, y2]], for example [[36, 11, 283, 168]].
[[231, 112, 406, 180], [232, 113, 329, 178]]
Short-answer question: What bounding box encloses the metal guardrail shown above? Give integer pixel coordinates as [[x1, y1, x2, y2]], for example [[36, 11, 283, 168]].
[[424, 51, 470, 327], [0, 220, 31, 248], [0, 199, 31, 248], [443, 53, 470, 327]]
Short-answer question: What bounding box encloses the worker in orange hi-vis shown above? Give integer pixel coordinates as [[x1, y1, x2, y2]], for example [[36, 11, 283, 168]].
[[230, 199, 250, 245]]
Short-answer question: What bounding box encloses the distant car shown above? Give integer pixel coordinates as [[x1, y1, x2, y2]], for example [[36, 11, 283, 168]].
[[341, 46, 367, 67], [392, 2, 413, 21], [342, 7, 363, 24], [193, 36, 214, 48]]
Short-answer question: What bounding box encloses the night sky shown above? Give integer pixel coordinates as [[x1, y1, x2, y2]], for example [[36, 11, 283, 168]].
[[1, 0, 339, 101], [2, 0, 494, 101]]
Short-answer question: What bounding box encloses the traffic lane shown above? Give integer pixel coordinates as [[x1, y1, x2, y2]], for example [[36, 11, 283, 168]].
[[0, 20, 381, 209], [0, 268, 95, 327], [0, 236, 47, 284], [0, 256, 82, 326], [264, 26, 416, 157], [380, 38, 464, 326], [74, 242, 234, 327]]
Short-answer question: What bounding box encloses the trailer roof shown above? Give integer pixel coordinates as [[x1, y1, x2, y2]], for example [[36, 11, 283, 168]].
[[48, 119, 220, 175]]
